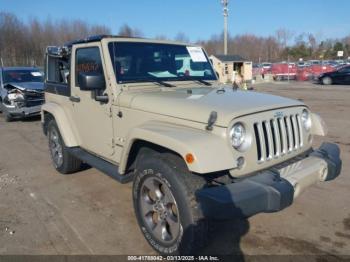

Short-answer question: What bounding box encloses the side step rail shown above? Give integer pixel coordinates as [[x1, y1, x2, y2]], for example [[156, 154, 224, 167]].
[[68, 147, 134, 184]]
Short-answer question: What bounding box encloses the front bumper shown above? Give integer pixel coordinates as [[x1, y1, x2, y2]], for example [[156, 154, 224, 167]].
[[196, 142, 342, 219], [2, 104, 42, 117]]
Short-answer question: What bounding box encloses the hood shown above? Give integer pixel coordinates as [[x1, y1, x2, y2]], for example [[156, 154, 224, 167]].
[[5, 82, 44, 92], [120, 86, 305, 127]]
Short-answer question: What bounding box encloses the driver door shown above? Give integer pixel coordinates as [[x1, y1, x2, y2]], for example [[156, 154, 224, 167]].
[[70, 43, 114, 159]]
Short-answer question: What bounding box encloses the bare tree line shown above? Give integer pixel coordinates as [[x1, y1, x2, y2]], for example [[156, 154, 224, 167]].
[[199, 30, 350, 62], [0, 12, 111, 66], [1, 11, 350, 67]]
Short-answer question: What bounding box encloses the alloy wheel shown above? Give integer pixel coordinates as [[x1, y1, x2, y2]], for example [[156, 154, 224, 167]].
[[49, 127, 63, 168], [139, 176, 181, 243]]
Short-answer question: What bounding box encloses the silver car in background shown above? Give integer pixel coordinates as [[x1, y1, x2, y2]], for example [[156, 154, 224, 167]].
[[0, 67, 44, 121]]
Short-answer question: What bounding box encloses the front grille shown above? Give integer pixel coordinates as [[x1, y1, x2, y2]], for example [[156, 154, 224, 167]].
[[24, 92, 45, 107], [253, 114, 303, 163], [25, 99, 44, 107]]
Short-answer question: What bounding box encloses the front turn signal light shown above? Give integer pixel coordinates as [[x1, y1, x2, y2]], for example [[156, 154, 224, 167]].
[[185, 153, 195, 164]]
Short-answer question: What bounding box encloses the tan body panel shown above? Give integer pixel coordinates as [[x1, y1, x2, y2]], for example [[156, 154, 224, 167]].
[[69, 42, 115, 159], [118, 121, 235, 174], [41, 99, 80, 147], [116, 86, 304, 128]]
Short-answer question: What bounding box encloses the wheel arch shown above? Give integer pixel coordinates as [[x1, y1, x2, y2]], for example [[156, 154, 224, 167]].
[[123, 139, 186, 175], [118, 121, 235, 175], [41, 102, 79, 147]]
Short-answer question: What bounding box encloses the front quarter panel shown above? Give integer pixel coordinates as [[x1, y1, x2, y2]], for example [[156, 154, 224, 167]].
[[119, 121, 235, 174], [41, 101, 80, 147]]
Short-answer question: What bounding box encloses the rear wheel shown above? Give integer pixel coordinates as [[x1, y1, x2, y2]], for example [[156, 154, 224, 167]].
[[133, 150, 208, 255], [322, 76, 332, 85], [47, 119, 82, 174]]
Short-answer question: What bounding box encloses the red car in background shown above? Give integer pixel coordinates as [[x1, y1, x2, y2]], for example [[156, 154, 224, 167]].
[[271, 63, 297, 81], [297, 64, 335, 81]]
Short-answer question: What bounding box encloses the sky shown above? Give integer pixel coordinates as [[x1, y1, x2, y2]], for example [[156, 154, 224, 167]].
[[1, 0, 350, 42]]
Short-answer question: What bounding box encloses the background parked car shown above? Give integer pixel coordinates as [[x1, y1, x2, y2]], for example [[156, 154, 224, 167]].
[[297, 64, 335, 81], [271, 62, 297, 81], [318, 65, 350, 85], [0, 67, 44, 121], [297, 61, 309, 68], [252, 63, 263, 78], [261, 62, 272, 74], [307, 60, 321, 65]]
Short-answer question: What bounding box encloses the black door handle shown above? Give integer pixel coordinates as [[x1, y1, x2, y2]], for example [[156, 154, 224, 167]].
[[69, 96, 80, 102]]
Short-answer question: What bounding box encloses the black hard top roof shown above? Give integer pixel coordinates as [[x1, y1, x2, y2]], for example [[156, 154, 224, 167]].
[[64, 35, 141, 47]]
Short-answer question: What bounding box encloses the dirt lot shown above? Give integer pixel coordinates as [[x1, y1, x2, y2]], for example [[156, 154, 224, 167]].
[[0, 81, 349, 257]]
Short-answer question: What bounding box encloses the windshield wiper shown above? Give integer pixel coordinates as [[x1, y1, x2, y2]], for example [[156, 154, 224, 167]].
[[120, 78, 175, 87], [196, 79, 212, 86], [153, 79, 175, 87]]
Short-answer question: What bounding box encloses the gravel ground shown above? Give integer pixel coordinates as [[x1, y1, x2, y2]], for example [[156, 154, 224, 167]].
[[0, 81, 349, 258]]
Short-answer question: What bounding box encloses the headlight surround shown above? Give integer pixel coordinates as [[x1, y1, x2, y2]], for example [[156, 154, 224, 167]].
[[301, 109, 312, 131], [7, 92, 24, 101], [5, 92, 25, 108], [230, 122, 246, 149]]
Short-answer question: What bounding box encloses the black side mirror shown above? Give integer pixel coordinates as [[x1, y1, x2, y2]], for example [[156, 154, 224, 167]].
[[78, 72, 105, 91]]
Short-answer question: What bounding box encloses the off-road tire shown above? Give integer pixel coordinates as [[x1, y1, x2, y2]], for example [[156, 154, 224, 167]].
[[133, 149, 208, 255], [47, 119, 82, 174], [322, 76, 332, 85]]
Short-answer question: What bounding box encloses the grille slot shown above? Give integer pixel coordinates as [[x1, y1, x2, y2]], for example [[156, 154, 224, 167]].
[[254, 114, 303, 163], [24, 92, 45, 107]]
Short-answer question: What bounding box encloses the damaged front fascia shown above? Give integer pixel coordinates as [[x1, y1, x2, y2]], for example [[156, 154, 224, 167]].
[[5, 83, 42, 93], [3, 83, 44, 107]]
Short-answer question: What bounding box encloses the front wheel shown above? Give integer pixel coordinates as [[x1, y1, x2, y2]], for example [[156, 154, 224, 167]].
[[133, 151, 208, 255], [322, 76, 332, 85], [47, 119, 82, 174]]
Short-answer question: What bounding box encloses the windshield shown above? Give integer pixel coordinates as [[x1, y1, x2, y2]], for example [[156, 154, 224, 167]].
[[108, 42, 217, 84], [2, 69, 44, 84]]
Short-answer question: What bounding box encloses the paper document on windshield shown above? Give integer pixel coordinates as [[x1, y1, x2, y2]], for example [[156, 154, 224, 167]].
[[186, 46, 207, 62], [31, 72, 42, 76]]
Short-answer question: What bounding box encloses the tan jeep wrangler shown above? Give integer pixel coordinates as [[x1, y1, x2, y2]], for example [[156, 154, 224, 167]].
[[41, 35, 342, 255]]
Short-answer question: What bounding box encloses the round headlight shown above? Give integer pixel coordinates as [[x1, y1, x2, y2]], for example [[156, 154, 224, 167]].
[[301, 109, 312, 131], [230, 123, 246, 149]]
